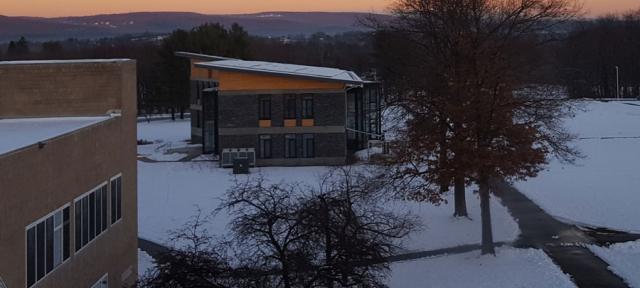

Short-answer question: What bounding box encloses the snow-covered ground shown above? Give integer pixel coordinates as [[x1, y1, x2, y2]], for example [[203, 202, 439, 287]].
[[516, 101, 640, 233], [589, 240, 640, 288], [138, 249, 156, 279], [137, 119, 195, 161], [138, 161, 518, 252], [388, 247, 576, 288]]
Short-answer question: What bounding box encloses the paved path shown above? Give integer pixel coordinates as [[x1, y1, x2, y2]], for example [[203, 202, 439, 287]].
[[493, 180, 633, 288]]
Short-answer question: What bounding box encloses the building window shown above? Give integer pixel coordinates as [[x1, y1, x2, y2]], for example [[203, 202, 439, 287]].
[[75, 183, 108, 252], [285, 134, 297, 158], [91, 274, 108, 288], [259, 95, 271, 120], [110, 175, 122, 224], [302, 95, 313, 119], [284, 95, 297, 119], [303, 134, 315, 158], [259, 135, 272, 159], [26, 205, 70, 287]]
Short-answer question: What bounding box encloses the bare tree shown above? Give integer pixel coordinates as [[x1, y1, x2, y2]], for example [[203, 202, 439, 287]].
[[140, 170, 415, 287], [373, 0, 581, 254]]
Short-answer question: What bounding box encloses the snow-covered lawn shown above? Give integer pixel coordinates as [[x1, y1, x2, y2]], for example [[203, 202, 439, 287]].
[[589, 241, 640, 288], [516, 101, 640, 233], [138, 249, 156, 279], [137, 119, 195, 161], [138, 161, 518, 252], [388, 247, 576, 288]]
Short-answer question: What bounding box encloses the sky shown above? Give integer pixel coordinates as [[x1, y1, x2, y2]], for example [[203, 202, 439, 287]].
[[0, 0, 637, 18]]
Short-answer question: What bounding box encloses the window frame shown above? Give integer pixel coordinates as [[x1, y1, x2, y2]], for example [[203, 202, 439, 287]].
[[302, 134, 315, 158], [259, 135, 272, 159], [284, 94, 297, 119], [302, 95, 314, 119], [25, 204, 71, 288], [259, 95, 272, 120], [285, 134, 297, 158], [110, 174, 123, 225], [74, 181, 109, 254]]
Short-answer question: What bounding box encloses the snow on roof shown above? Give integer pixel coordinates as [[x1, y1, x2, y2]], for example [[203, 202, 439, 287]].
[[197, 60, 364, 84], [174, 52, 235, 61], [0, 116, 113, 156], [0, 59, 131, 65]]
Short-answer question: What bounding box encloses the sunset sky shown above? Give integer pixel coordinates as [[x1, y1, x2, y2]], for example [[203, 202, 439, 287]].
[[0, 0, 637, 18]]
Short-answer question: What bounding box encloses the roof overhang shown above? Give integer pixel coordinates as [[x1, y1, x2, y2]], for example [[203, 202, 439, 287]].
[[174, 51, 235, 62], [195, 62, 364, 86]]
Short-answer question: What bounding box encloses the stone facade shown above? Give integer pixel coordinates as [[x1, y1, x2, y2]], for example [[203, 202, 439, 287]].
[[0, 60, 138, 288], [216, 91, 347, 166]]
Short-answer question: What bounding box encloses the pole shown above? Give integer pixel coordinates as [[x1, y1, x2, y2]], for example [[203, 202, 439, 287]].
[[616, 66, 620, 99]]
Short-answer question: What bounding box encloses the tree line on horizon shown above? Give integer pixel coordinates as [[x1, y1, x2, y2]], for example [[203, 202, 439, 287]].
[[2, 8, 639, 115]]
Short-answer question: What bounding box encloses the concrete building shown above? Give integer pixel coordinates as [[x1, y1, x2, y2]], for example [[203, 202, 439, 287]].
[[177, 52, 382, 167], [0, 59, 138, 288]]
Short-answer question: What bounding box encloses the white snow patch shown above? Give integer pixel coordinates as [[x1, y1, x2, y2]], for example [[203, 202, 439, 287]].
[[589, 241, 640, 288], [138, 249, 156, 278], [388, 247, 577, 288], [516, 101, 640, 232], [138, 161, 518, 251], [137, 119, 194, 161], [0, 116, 112, 155]]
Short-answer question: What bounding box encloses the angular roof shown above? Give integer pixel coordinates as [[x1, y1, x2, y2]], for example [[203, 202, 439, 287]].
[[196, 59, 364, 85], [0, 116, 114, 156], [174, 51, 235, 62]]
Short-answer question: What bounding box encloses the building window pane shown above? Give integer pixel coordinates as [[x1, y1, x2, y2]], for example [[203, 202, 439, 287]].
[[302, 95, 313, 119], [75, 201, 81, 252], [101, 186, 107, 232], [45, 217, 54, 273], [63, 207, 70, 260], [89, 192, 96, 240], [259, 135, 272, 159], [111, 175, 123, 224], [303, 134, 315, 158], [285, 95, 296, 119], [259, 95, 271, 120], [82, 197, 89, 246], [27, 227, 36, 287], [36, 222, 45, 280], [285, 134, 297, 158], [116, 177, 122, 220]]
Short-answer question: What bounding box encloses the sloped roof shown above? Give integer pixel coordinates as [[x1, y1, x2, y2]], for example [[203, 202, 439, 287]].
[[196, 60, 364, 85]]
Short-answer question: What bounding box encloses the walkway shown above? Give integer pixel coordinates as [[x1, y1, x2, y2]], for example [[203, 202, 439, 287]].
[[493, 180, 639, 288]]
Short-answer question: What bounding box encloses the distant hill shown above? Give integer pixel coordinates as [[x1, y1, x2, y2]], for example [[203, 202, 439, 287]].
[[0, 12, 390, 42]]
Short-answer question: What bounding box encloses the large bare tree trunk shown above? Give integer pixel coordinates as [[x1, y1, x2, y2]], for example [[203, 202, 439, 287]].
[[453, 174, 468, 217], [479, 176, 495, 255]]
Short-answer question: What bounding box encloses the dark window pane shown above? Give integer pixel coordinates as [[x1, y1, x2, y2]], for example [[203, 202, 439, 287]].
[[96, 190, 102, 236], [89, 192, 95, 240], [75, 201, 81, 252], [45, 217, 54, 273], [101, 186, 107, 232], [304, 134, 315, 158], [302, 96, 313, 119], [285, 95, 297, 119], [82, 197, 89, 246], [36, 222, 45, 280], [117, 177, 122, 220], [111, 180, 117, 224], [63, 207, 70, 260], [259, 95, 271, 120], [285, 135, 297, 158], [27, 227, 36, 287]]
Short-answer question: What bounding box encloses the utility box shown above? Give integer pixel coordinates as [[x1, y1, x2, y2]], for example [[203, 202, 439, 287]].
[[233, 158, 250, 174]]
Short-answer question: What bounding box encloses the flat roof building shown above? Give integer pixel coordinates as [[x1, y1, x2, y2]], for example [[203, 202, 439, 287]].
[[0, 59, 138, 288], [177, 52, 382, 167]]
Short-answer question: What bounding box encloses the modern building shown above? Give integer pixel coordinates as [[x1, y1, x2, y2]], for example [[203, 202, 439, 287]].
[[177, 52, 382, 167], [0, 59, 138, 288]]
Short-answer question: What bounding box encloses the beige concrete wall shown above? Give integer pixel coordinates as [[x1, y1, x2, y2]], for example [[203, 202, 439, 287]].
[[0, 60, 134, 118], [0, 60, 138, 288]]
